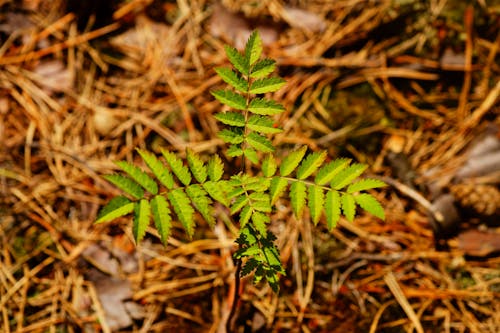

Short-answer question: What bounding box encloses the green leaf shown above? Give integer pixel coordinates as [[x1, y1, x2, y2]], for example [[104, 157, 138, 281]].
[[186, 184, 214, 227], [211, 90, 246, 110], [280, 146, 307, 177], [250, 59, 276, 79], [248, 98, 286, 115], [244, 30, 262, 66], [243, 148, 259, 164], [269, 177, 288, 204], [186, 149, 207, 183], [246, 132, 274, 153], [224, 45, 249, 75], [116, 161, 158, 195], [290, 181, 307, 218], [231, 195, 249, 214], [262, 154, 277, 177], [203, 180, 229, 207], [341, 193, 356, 222], [137, 149, 174, 189], [214, 111, 246, 127], [207, 155, 224, 182], [330, 163, 368, 190], [239, 205, 252, 228], [308, 185, 324, 225], [252, 211, 269, 237], [241, 258, 259, 276], [237, 244, 262, 258], [151, 195, 171, 246], [262, 243, 282, 271], [252, 198, 271, 213], [227, 144, 243, 157], [296, 151, 327, 180], [133, 199, 150, 243], [167, 188, 195, 238], [347, 178, 387, 193], [104, 174, 144, 200], [247, 115, 282, 134], [314, 158, 350, 186], [218, 128, 244, 144], [354, 193, 385, 220], [214, 67, 248, 92], [325, 190, 341, 230], [96, 196, 135, 223], [162, 150, 192, 186], [250, 77, 286, 94]]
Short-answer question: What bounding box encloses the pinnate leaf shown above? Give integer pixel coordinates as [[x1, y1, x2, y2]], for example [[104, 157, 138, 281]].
[[290, 181, 307, 218], [250, 59, 276, 78], [341, 193, 356, 222], [211, 90, 246, 110], [186, 149, 207, 183], [354, 193, 385, 220], [214, 112, 246, 127], [347, 178, 386, 193], [224, 45, 249, 74], [116, 161, 158, 194], [137, 149, 174, 189], [162, 150, 192, 186], [245, 30, 262, 66], [280, 146, 307, 176], [167, 188, 195, 238], [308, 185, 324, 225], [96, 196, 134, 223], [207, 155, 224, 181], [104, 174, 144, 200], [133, 199, 150, 243], [330, 163, 368, 190], [247, 115, 282, 134], [314, 158, 350, 186], [325, 190, 341, 230], [296, 151, 327, 180], [250, 77, 286, 94], [246, 132, 274, 153], [248, 98, 285, 115], [214, 67, 248, 92], [151, 195, 171, 246]]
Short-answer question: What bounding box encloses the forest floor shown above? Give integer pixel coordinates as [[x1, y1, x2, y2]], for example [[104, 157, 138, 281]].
[[1, 0, 499, 332]]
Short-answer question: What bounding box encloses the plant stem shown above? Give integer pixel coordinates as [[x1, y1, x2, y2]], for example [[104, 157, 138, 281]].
[[226, 253, 243, 333]]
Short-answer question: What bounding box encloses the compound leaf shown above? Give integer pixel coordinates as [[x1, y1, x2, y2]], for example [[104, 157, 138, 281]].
[[341, 193, 356, 222], [224, 45, 249, 75], [308, 185, 324, 225], [290, 181, 307, 218], [104, 174, 144, 200], [250, 58, 276, 79], [354, 193, 385, 220], [325, 190, 341, 230], [280, 146, 307, 177], [262, 154, 277, 177], [247, 115, 282, 134], [116, 161, 158, 195], [347, 178, 386, 193], [151, 195, 171, 246], [186, 149, 207, 183], [314, 158, 350, 186], [211, 90, 246, 110], [214, 67, 248, 92], [246, 132, 274, 153], [167, 188, 195, 238], [137, 149, 174, 189], [296, 151, 327, 180], [269, 176, 288, 204], [248, 98, 285, 115], [133, 199, 150, 243], [331, 163, 368, 190], [244, 30, 262, 66], [96, 196, 135, 223], [207, 155, 224, 181], [162, 150, 192, 186], [250, 77, 286, 94]]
